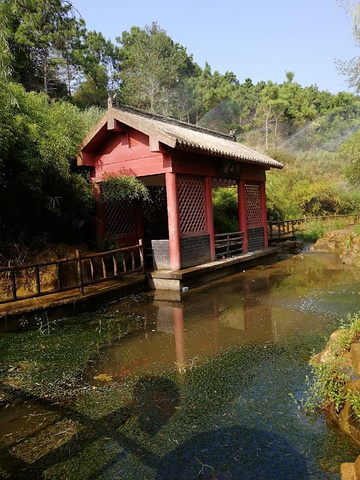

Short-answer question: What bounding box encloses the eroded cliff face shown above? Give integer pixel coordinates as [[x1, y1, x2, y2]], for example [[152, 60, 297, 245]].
[[313, 229, 360, 267]]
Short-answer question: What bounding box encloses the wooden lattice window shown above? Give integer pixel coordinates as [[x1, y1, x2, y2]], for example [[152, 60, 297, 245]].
[[178, 175, 206, 234], [104, 200, 136, 235], [245, 182, 262, 228]]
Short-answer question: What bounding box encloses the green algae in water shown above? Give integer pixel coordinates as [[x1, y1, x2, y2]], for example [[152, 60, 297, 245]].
[[2, 252, 360, 478], [0, 311, 144, 399]]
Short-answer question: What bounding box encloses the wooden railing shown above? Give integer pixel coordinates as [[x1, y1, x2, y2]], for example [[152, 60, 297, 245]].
[[215, 231, 244, 259], [0, 241, 144, 304], [268, 214, 360, 240], [267, 219, 302, 240]]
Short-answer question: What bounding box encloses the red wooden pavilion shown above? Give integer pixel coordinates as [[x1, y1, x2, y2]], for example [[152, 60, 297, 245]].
[[77, 102, 283, 271]]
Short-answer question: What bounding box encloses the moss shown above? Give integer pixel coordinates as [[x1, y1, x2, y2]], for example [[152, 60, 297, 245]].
[[0, 311, 144, 401]]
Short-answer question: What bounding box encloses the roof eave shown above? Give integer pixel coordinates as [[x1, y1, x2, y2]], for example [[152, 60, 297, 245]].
[[175, 142, 284, 169], [111, 108, 177, 148]]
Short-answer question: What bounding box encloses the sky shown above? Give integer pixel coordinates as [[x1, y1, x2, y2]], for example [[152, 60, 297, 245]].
[[71, 0, 359, 94]]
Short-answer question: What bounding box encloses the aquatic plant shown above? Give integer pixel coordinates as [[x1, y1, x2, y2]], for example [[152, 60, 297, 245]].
[[0, 311, 144, 400]]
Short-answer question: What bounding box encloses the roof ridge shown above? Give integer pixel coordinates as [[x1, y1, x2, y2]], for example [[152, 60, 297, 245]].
[[112, 102, 235, 142]]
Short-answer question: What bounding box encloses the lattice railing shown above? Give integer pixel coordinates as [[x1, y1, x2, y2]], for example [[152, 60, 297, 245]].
[[245, 182, 262, 228], [178, 175, 206, 234], [104, 200, 136, 235]]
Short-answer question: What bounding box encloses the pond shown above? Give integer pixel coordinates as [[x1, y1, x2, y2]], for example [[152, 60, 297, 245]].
[[1, 251, 360, 479]]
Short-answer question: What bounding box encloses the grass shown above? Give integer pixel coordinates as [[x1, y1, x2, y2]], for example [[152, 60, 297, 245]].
[[295, 217, 356, 243], [302, 313, 360, 416], [296, 219, 326, 242]]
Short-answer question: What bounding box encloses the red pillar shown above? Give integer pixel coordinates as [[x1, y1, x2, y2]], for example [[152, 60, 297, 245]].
[[238, 179, 248, 253], [260, 181, 268, 248], [205, 176, 215, 261], [165, 172, 181, 270]]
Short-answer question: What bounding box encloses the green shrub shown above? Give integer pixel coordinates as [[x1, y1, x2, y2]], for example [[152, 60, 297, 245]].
[[296, 219, 326, 242], [303, 313, 360, 414], [212, 187, 239, 233], [101, 173, 151, 203]]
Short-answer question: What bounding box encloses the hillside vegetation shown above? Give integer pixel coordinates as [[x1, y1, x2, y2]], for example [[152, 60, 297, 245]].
[[1, 0, 360, 259]]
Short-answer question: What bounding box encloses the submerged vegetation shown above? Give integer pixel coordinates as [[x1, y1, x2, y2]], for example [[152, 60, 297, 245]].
[[0, 311, 144, 400], [2, 253, 360, 477]]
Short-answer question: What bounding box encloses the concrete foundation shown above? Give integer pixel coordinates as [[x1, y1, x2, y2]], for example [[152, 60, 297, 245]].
[[151, 234, 211, 270], [148, 247, 280, 292]]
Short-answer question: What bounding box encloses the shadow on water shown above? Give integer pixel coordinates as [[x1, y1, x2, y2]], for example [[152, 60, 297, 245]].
[[1, 375, 310, 479], [156, 425, 310, 480], [0, 376, 180, 479], [2, 252, 360, 478]]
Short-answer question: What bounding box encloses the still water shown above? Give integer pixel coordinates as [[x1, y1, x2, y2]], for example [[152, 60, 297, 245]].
[[2, 251, 360, 479]]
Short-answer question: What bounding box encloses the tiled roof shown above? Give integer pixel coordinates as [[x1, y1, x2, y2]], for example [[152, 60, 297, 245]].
[[84, 104, 283, 169]]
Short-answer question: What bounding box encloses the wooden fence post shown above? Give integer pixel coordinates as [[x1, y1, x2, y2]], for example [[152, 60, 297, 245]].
[[10, 270, 17, 301], [56, 263, 62, 291], [35, 266, 41, 295], [76, 250, 84, 296]]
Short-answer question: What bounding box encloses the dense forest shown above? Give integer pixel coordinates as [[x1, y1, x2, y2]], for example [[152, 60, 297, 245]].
[[2, 0, 360, 260]]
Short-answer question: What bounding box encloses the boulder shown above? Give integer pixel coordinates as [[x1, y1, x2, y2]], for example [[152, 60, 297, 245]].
[[277, 240, 303, 254], [313, 228, 360, 267]]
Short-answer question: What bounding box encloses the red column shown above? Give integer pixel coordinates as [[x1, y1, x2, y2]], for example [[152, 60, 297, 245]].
[[205, 176, 215, 261], [260, 181, 268, 248], [165, 172, 181, 270], [238, 179, 248, 253]]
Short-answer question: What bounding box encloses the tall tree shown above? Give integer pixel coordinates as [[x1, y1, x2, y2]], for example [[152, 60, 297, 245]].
[[0, 1, 12, 84], [4, 0, 81, 96], [117, 22, 196, 117], [336, 1, 360, 92], [255, 81, 288, 150], [192, 63, 238, 124], [0, 81, 98, 252], [72, 30, 120, 108]]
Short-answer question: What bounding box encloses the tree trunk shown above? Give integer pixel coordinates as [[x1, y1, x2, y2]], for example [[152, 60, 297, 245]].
[[43, 48, 49, 94], [66, 59, 72, 97], [265, 106, 271, 151]]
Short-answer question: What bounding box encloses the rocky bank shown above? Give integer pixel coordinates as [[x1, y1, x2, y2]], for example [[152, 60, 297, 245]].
[[313, 228, 360, 267], [314, 331, 360, 479], [312, 228, 360, 478]]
